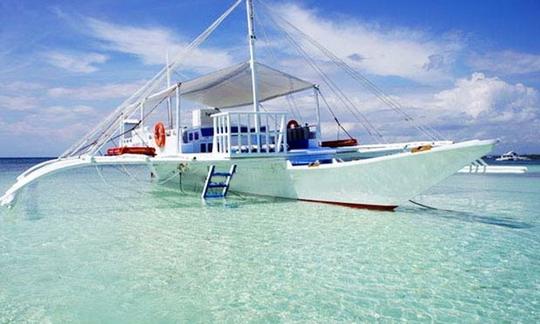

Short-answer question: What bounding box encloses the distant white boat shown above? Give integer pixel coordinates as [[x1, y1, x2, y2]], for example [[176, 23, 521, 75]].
[[496, 151, 530, 161], [0, 0, 497, 210]]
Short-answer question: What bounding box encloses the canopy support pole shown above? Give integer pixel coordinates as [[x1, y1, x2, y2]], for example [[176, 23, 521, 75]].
[[246, 0, 261, 152], [166, 51, 173, 129], [314, 85, 321, 143], [175, 83, 181, 154]]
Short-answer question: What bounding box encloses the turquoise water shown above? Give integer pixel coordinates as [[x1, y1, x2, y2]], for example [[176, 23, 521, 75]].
[[1, 159, 539, 322]]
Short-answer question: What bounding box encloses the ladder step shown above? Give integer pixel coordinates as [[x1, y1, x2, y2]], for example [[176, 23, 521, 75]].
[[212, 172, 233, 177], [205, 193, 225, 198], [201, 164, 237, 200], [208, 182, 227, 188]]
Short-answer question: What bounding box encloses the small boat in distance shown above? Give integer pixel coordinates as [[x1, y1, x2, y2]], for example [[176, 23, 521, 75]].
[[496, 151, 530, 161], [0, 0, 497, 210]]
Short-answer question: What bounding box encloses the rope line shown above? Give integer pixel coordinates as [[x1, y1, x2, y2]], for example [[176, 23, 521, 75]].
[[257, 0, 442, 141], [317, 89, 354, 140], [62, 0, 242, 158], [257, 7, 384, 142]]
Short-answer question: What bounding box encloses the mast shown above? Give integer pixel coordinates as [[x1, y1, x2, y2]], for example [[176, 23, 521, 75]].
[[246, 0, 261, 151], [246, 0, 259, 113]]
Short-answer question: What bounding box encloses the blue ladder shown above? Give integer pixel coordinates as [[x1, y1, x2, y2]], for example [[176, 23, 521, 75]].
[[201, 164, 237, 199]]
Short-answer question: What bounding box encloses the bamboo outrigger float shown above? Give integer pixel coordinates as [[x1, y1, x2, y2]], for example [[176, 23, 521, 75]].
[[1, 0, 497, 209]]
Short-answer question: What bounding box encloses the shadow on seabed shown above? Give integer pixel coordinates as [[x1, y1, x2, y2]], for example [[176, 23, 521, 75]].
[[401, 201, 532, 229]]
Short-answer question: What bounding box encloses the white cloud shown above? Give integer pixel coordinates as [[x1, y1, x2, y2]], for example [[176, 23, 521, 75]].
[[1, 81, 45, 93], [273, 3, 463, 82], [468, 50, 540, 75], [47, 81, 144, 100], [1, 105, 98, 140], [44, 51, 108, 73], [44, 105, 96, 117], [433, 72, 538, 121], [85, 18, 234, 72], [0, 95, 40, 111], [274, 72, 539, 146]]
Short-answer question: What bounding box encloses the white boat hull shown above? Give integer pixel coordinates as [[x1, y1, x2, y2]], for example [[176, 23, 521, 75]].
[[0, 140, 496, 209], [153, 139, 496, 209]]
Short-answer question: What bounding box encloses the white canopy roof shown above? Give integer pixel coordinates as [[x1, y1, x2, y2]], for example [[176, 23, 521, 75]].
[[181, 62, 314, 108], [146, 62, 314, 109]]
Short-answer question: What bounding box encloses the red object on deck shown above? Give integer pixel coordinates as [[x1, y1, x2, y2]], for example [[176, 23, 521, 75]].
[[154, 122, 166, 148], [106, 147, 156, 157], [320, 138, 358, 148]]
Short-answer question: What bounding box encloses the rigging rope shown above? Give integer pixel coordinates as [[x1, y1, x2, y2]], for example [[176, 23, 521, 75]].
[[257, 7, 384, 142], [62, 0, 243, 158], [255, 12, 303, 120], [257, 0, 442, 141], [317, 89, 355, 140], [75, 87, 176, 154]]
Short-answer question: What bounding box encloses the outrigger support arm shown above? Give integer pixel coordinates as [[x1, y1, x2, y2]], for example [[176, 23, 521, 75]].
[[0, 155, 154, 208]]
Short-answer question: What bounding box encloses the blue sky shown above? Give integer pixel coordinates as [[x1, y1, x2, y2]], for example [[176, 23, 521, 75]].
[[1, 0, 539, 156]]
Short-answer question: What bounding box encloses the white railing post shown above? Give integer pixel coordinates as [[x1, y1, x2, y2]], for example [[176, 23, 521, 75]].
[[276, 114, 284, 153], [236, 113, 241, 153], [274, 113, 279, 151], [265, 115, 270, 153], [282, 115, 287, 152], [212, 116, 217, 153], [220, 116, 225, 153], [226, 113, 232, 155], [247, 114, 252, 153]]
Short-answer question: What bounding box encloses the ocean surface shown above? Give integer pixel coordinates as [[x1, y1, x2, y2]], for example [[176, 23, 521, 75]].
[[0, 158, 539, 322]]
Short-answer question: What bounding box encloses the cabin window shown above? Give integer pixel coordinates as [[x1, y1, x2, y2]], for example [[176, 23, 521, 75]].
[[201, 128, 214, 137], [188, 133, 193, 141], [182, 131, 188, 143], [200, 143, 207, 152], [194, 132, 199, 140], [208, 143, 213, 152]]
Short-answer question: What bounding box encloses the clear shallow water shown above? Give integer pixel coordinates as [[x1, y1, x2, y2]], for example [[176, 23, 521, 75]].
[[0, 159, 539, 322]]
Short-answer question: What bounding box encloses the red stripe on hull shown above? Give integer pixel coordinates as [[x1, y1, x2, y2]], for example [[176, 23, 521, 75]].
[[298, 199, 397, 211]]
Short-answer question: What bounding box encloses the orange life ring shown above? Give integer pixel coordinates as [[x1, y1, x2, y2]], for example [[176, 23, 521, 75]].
[[154, 122, 166, 148], [287, 119, 300, 129]]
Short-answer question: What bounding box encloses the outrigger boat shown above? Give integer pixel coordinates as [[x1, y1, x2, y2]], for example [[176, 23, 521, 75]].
[[1, 0, 496, 210]]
